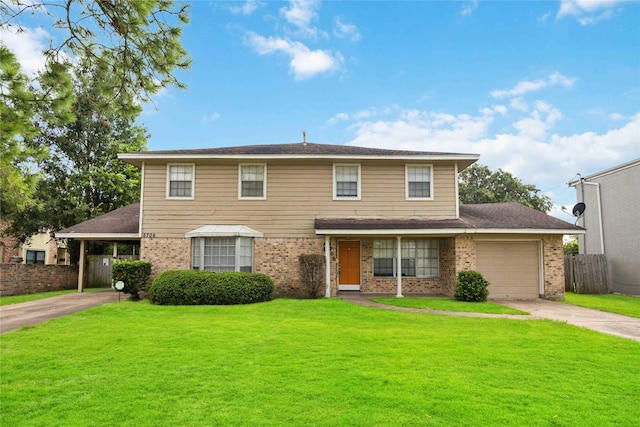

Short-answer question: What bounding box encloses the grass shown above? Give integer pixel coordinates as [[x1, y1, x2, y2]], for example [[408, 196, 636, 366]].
[[1, 299, 639, 426], [563, 292, 640, 318], [370, 297, 528, 315], [0, 287, 107, 306]]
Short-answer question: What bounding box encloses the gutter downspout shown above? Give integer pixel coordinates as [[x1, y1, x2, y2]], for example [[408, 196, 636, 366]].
[[581, 180, 605, 254]]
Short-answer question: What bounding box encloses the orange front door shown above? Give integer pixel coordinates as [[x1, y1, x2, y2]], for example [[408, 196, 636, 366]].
[[338, 241, 360, 289]]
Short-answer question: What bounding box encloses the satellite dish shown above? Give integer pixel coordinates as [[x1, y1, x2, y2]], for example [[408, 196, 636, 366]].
[[572, 202, 586, 217]]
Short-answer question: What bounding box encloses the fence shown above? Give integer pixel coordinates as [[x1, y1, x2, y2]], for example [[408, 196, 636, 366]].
[[564, 254, 610, 294], [0, 264, 78, 296], [86, 255, 137, 287]]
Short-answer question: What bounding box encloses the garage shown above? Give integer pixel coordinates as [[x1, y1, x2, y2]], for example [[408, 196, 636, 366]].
[[476, 241, 541, 300]]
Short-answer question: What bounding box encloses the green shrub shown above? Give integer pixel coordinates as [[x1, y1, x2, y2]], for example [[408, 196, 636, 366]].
[[454, 270, 490, 302], [149, 270, 274, 305], [112, 260, 152, 301]]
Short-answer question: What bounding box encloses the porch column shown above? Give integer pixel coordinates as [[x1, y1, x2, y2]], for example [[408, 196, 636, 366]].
[[78, 240, 86, 293], [324, 236, 331, 298], [396, 236, 403, 298]]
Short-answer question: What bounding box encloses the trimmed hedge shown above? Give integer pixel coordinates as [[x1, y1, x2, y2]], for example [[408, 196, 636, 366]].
[[112, 260, 152, 301], [149, 270, 274, 305], [454, 270, 490, 302]]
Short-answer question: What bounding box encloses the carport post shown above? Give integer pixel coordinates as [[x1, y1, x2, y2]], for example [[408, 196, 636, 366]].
[[396, 236, 403, 298], [77, 240, 86, 293]]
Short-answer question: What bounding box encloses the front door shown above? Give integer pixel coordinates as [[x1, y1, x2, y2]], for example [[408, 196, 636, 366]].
[[338, 240, 361, 291]]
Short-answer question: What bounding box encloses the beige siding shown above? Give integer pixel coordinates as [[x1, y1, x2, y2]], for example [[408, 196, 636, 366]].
[[142, 159, 458, 238]]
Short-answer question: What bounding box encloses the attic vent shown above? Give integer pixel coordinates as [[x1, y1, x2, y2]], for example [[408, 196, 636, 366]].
[[303, 130, 307, 145]]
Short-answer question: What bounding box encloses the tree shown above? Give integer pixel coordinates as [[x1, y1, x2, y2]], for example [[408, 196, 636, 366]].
[[1, 0, 191, 112], [0, 45, 73, 217], [6, 59, 147, 248], [459, 164, 553, 213]]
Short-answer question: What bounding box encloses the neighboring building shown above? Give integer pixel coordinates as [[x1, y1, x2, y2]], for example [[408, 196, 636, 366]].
[[570, 159, 640, 295], [0, 222, 68, 265], [59, 142, 583, 299]]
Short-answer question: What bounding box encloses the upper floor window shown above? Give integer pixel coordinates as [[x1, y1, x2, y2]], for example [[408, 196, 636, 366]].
[[239, 164, 267, 200], [334, 164, 361, 200], [406, 165, 433, 200], [167, 164, 195, 199]]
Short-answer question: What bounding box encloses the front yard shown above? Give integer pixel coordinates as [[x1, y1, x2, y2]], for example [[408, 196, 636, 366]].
[[1, 298, 639, 426], [563, 292, 640, 318]]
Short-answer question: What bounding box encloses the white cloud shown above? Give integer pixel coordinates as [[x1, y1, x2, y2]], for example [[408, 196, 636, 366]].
[[280, 0, 323, 38], [0, 25, 50, 76], [460, 1, 478, 17], [557, 0, 623, 25], [338, 97, 640, 215], [491, 73, 576, 98], [333, 16, 361, 42], [230, 0, 265, 15], [201, 112, 221, 123], [609, 113, 625, 120], [246, 32, 341, 80]]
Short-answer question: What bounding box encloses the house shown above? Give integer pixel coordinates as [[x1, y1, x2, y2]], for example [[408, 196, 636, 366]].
[[569, 159, 640, 295], [0, 222, 68, 265], [58, 142, 583, 299]]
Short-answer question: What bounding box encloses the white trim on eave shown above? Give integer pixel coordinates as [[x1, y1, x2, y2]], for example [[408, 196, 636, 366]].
[[315, 228, 585, 236]]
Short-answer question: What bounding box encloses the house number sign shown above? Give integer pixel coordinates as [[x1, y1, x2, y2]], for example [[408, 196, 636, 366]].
[[142, 233, 156, 238]]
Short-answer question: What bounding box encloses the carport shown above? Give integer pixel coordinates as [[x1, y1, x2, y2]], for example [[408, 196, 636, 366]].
[[56, 203, 141, 292]]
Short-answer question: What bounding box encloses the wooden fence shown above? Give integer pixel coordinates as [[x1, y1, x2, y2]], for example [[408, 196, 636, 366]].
[[564, 254, 610, 294], [86, 255, 137, 287]]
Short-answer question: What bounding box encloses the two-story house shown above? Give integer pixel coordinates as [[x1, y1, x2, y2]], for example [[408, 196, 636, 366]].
[[58, 142, 583, 299]]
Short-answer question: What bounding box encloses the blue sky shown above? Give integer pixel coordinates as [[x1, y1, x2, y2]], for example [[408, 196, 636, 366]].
[[3, 1, 640, 219]]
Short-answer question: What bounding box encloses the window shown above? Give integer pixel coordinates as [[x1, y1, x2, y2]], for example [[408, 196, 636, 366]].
[[192, 237, 253, 273], [26, 250, 45, 264], [167, 164, 194, 199], [239, 164, 266, 199], [334, 164, 361, 200], [373, 239, 439, 278], [406, 165, 432, 199], [373, 240, 395, 277]]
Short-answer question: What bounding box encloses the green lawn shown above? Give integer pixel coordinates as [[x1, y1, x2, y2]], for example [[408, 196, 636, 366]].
[[563, 292, 640, 318], [371, 297, 528, 315], [0, 288, 107, 306], [2, 299, 639, 426]]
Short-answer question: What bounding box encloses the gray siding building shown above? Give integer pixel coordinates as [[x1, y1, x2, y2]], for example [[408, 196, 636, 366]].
[[570, 159, 640, 295]]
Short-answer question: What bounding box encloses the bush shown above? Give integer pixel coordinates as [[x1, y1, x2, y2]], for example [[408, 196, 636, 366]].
[[454, 270, 490, 302], [149, 270, 274, 305], [299, 254, 325, 298], [112, 260, 152, 301]]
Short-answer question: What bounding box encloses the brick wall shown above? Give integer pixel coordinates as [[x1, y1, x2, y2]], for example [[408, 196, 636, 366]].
[[140, 237, 191, 288], [543, 235, 565, 299], [0, 220, 19, 263], [254, 237, 325, 297], [0, 264, 78, 296]]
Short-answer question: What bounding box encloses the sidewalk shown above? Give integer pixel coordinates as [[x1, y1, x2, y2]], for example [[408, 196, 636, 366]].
[[341, 295, 640, 342], [0, 290, 119, 334]]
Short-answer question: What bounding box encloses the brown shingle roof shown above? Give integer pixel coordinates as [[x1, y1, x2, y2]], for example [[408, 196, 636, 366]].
[[56, 203, 140, 237], [315, 203, 583, 233], [136, 142, 475, 157]]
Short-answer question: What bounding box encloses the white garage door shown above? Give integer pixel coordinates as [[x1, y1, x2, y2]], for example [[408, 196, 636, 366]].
[[476, 241, 540, 300]]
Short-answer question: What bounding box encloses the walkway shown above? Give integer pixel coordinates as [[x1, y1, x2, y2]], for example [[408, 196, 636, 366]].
[[0, 290, 119, 334], [340, 294, 640, 342]]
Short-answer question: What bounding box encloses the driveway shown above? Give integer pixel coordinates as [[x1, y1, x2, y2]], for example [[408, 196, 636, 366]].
[[497, 299, 640, 342], [0, 290, 119, 334], [341, 294, 640, 342]]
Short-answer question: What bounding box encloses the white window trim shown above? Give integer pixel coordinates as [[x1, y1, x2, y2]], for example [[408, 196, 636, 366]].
[[333, 163, 362, 201], [192, 236, 254, 273], [405, 164, 434, 201], [238, 163, 267, 200], [166, 163, 195, 200], [373, 238, 439, 279]]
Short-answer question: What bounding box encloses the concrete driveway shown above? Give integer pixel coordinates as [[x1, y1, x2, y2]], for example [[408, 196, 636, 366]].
[[497, 299, 640, 342], [0, 290, 119, 334]]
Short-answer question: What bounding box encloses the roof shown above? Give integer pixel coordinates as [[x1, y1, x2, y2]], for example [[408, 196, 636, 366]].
[[315, 203, 585, 235], [569, 158, 640, 186], [118, 142, 479, 169], [56, 203, 140, 239]]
